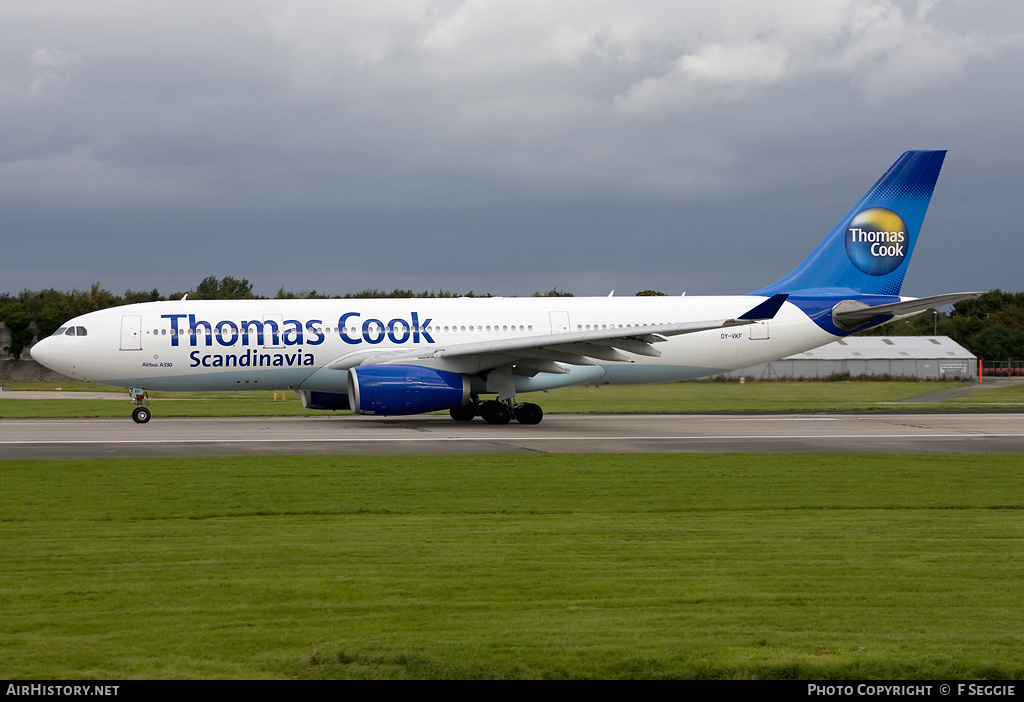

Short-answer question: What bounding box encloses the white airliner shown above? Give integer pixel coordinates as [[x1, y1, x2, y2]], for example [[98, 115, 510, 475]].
[[31, 151, 980, 424]]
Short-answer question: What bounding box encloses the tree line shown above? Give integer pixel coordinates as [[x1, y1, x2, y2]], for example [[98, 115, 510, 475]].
[[3, 278, 1021, 362]]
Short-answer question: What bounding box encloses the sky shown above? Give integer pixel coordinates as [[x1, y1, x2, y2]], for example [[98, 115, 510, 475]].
[[2, 0, 1022, 299]]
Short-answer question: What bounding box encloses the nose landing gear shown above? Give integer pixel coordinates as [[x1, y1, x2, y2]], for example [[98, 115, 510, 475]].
[[128, 387, 151, 423]]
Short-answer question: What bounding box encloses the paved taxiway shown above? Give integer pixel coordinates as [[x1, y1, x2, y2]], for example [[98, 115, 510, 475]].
[[2, 413, 1022, 459]]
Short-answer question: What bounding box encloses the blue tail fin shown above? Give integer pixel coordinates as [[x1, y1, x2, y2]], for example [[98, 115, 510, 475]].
[[752, 150, 946, 297]]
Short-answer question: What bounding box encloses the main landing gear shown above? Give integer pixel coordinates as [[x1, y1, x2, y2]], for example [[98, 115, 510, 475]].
[[449, 398, 544, 425], [129, 387, 151, 423]]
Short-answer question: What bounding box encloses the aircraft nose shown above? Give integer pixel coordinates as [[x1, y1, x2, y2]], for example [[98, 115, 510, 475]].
[[29, 336, 61, 371]]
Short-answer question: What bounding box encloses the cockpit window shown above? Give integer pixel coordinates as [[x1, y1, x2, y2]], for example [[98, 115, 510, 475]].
[[65, 327, 76, 336], [52, 327, 67, 336], [76, 326, 87, 336]]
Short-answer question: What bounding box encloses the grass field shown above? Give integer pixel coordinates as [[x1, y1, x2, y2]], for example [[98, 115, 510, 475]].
[[3, 380, 1017, 418], [3, 453, 1024, 679], [948, 383, 1024, 406]]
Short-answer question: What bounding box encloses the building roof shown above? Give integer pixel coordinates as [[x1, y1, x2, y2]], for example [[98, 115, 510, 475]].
[[785, 336, 976, 361]]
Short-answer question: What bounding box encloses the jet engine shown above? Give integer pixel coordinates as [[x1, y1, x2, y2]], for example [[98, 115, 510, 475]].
[[347, 364, 470, 415]]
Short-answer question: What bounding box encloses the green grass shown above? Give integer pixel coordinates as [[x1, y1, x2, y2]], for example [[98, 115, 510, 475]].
[[3, 453, 1024, 679], [0, 382, 124, 392], [0, 397, 309, 418], [948, 383, 1024, 406], [0, 380, 1003, 418]]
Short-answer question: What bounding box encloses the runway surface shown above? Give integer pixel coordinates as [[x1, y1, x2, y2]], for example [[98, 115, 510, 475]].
[[2, 412, 1023, 458]]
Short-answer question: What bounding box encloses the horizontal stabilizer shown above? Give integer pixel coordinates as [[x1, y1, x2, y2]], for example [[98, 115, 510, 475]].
[[832, 291, 984, 329]]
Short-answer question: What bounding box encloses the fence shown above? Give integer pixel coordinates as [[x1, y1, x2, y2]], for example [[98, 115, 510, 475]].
[[982, 360, 1024, 377]]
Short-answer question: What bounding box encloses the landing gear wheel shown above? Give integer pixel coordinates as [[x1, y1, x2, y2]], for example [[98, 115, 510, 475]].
[[480, 400, 512, 425], [132, 406, 151, 424], [450, 405, 477, 422], [515, 402, 543, 425]]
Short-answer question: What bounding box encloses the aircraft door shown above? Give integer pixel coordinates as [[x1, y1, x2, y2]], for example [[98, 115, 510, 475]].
[[120, 315, 143, 350], [749, 320, 770, 340], [549, 311, 570, 334], [743, 301, 770, 340]]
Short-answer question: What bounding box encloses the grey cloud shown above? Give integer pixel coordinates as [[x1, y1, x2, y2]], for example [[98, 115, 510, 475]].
[[1, 1, 1021, 300]]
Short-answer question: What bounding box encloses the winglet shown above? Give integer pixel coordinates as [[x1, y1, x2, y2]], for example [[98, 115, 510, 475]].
[[831, 291, 983, 329], [736, 294, 789, 321]]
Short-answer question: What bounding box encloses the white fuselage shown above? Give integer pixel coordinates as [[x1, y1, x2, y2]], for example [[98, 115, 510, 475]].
[[30, 295, 836, 394]]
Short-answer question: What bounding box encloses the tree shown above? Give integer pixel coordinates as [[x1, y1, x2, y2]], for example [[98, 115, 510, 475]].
[[275, 287, 332, 299], [0, 299, 33, 359], [121, 288, 165, 304], [191, 276, 258, 300], [344, 288, 416, 299], [965, 325, 1024, 361]]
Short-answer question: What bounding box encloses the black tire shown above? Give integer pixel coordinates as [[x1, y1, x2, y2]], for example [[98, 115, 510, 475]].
[[515, 402, 543, 425], [480, 400, 511, 425], [449, 405, 476, 421], [132, 406, 151, 424]]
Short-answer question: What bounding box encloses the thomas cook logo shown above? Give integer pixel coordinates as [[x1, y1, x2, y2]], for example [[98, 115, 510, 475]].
[[845, 207, 908, 276]]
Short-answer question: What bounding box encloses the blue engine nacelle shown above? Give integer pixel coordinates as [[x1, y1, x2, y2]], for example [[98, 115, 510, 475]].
[[347, 365, 470, 416], [299, 390, 351, 411]]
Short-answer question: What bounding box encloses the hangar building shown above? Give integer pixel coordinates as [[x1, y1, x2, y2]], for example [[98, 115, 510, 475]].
[[718, 336, 977, 381]]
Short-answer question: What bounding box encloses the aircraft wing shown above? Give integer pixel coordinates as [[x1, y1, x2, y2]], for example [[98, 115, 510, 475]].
[[327, 294, 788, 374], [831, 291, 984, 328]]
